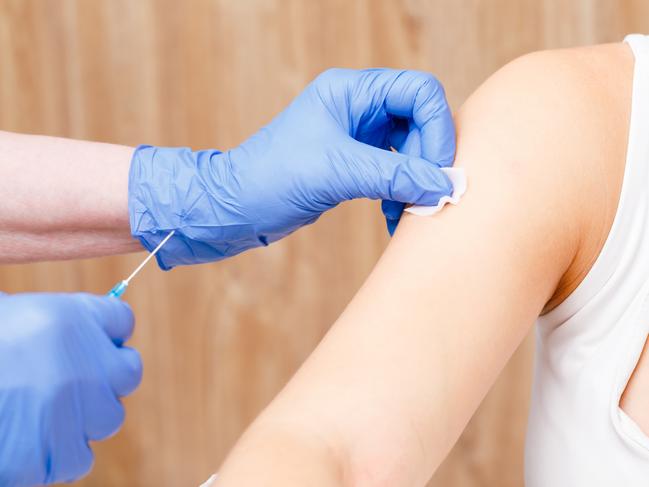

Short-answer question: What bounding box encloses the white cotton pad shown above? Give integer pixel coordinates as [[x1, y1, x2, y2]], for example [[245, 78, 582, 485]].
[[199, 473, 218, 486], [404, 167, 467, 216]]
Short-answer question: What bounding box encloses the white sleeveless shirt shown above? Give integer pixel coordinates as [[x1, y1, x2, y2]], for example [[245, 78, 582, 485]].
[[525, 34, 649, 486]]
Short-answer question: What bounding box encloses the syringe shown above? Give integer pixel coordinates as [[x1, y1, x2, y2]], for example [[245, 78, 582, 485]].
[[107, 230, 176, 298]]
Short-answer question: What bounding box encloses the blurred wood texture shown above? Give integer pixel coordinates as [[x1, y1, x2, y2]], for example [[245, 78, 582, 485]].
[[0, 1, 648, 486]]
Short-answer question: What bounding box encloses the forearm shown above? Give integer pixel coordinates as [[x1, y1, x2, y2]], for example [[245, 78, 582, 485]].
[[0, 130, 140, 262]]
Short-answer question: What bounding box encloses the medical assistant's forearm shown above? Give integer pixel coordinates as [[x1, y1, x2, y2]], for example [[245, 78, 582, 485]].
[[0, 131, 140, 262]]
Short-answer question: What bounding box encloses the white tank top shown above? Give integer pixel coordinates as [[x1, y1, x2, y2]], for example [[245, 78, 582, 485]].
[[525, 34, 649, 486]]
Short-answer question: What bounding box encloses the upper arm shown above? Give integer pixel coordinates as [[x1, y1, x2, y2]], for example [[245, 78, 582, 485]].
[[217, 44, 632, 487]]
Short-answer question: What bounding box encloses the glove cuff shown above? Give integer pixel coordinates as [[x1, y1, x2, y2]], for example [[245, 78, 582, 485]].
[[129, 145, 220, 270]]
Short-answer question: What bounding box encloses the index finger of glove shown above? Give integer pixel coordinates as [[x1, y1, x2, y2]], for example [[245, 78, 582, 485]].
[[383, 70, 456, 166]]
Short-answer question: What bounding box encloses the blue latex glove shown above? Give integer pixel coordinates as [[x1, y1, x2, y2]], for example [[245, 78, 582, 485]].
[[129, 68, 456, 269], [0, 293, 142, 487]]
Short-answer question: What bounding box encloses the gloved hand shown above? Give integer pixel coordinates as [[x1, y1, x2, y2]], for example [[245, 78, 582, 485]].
[[0, 293, 142, 487], [129, 68, 456, 269]]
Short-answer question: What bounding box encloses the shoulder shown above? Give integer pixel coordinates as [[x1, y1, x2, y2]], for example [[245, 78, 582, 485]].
[[518, 43, 633, 310], [457, 43, 632, 175], [402, 43, 633, 311], [470, 44, 632, 311], [476, 43, 632, 112]]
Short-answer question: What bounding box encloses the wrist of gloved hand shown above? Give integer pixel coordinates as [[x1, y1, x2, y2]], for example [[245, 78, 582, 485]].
[[129, 145, 264, 270]]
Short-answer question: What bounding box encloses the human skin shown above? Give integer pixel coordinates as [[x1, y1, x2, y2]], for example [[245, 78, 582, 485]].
[[0, 131, 139, 262], [212, 43, 638, 486]]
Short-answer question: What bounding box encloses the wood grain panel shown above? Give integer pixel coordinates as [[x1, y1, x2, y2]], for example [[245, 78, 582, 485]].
[[0, 1, 647, 485]]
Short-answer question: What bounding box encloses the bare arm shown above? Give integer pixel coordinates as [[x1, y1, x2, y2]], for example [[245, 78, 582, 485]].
[[213, 43, 632, 486], [0, 131, 140, 262]]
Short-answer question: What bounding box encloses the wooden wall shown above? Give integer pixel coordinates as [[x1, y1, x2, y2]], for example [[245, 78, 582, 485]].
[[1, 1, 648, 485]]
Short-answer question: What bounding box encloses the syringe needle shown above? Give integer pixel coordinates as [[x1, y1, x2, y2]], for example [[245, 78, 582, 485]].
[[124, 230, 176, 285], [107, 230, 176, 298]]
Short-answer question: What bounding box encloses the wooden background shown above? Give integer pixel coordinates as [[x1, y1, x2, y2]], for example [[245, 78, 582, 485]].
[[0, 1, 648, 485]]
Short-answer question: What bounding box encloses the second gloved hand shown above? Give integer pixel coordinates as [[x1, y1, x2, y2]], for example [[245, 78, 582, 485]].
[[129, 68, 456, 269], [0, 293, 142, 487]]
